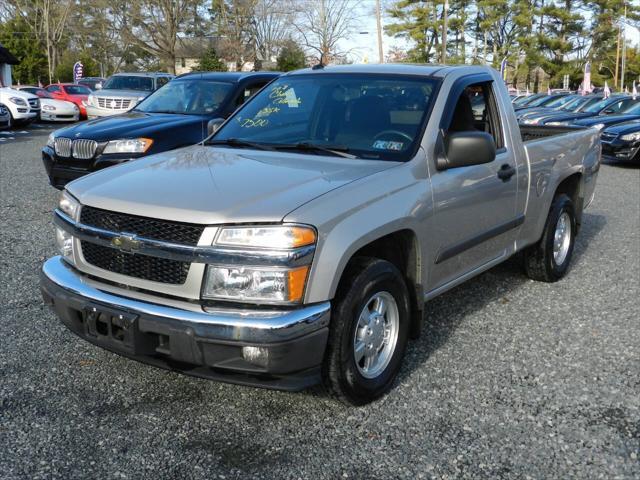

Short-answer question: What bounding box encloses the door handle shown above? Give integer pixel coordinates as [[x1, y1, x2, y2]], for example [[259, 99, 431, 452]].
[[497, 164, 516, 181]]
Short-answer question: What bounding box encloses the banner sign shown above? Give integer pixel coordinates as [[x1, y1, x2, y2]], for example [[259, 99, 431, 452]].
[[73, 62, 84, 83], [581, 62, 591, 95], [500, 57, 508, 82]]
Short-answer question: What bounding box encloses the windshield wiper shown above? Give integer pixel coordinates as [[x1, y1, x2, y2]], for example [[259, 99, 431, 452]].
[[207, 138, 275, 151], [273, 142, 357, 159]]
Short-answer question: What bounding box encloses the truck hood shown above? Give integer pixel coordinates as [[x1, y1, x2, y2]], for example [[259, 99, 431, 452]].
[[67, 145, 399, 224], [0, 87, 38, 100], [573, 114, 640, 127], [603, 119, 640, 135], [55, 111, 207, 141]]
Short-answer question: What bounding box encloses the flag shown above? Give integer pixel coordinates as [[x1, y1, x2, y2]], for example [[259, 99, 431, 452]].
[[547, 86, 552, 95], [603, 81, 611, 99], [38, 79, 43, 88], [500, 58, 508, 82], [633, 81, 638, 100], [526, 86, 530, 96], [582, 62, 591, 95], [73, 61, 84, 83]]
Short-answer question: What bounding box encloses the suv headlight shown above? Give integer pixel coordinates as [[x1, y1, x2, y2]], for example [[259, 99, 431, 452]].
[[87, 95, 95, 106], [591, 123, 605, 130], [103, 138, 153, 154], [202, 225, 316, 304], [46, 132, 55, 148], [9, 97, 27, 106], [621, 132, 640, 142], [547, 121, 569, 126], [55, 191, 81, 259]]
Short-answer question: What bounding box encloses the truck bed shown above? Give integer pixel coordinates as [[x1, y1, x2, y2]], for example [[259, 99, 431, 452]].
[[520, 124, 586, 143]]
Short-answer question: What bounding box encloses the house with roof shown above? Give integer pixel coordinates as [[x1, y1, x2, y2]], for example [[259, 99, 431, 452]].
[[0, 42, 19, 87]]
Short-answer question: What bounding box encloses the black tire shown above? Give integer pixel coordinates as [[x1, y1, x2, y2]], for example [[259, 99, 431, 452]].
[[524, 193, 576, 282], [322, 257, 410, 405]]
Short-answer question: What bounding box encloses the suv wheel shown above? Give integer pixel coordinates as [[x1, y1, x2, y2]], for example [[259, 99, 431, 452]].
[[322, 257, 410, 405]]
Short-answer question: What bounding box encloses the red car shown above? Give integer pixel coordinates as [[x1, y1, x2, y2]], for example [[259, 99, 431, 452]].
[[45, 83, 92, 118]]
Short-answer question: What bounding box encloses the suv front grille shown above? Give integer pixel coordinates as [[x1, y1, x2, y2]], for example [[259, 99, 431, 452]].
[[80, 206, 205, 245], [72, 139, 98, 159], [81, 241, 190, 284], [97, 97, 133, 110], [55, 137, 73, 157]]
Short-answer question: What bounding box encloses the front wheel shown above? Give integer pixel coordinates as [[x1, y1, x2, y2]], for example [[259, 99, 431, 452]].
[[322, 257, 410, 405], [524, 193, 576, 282]]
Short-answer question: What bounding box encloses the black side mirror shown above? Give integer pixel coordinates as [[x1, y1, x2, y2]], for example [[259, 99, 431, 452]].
[[207, 118, 225, 136], [437, 131, 496, 170], [602, 108, 615, 114]]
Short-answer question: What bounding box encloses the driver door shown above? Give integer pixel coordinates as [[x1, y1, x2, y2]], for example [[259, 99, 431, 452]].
[[427, 76, 520, 291]]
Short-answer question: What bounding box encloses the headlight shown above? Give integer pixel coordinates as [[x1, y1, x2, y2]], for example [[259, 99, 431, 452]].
[[72, 104, 79, 111], [55, 227, 73, 258], [521, 118, 539, 125], [43, 105, 56, 111], [215, 225, 316, 249], [547, 121, 569, 126], [9, 97, 27, 106], [46, 133, 55, 148], [59, 190, 80, 220], [202, 225, 317, 304], [103, 138, 153, 154], [87, 95, 95, 106], [591, 123, 605, 131], [136, 96, 146, 103], [621, 132, 640, 142]]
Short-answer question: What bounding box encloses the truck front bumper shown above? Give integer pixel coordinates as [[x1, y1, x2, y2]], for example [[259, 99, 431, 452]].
[[40, 257, 330, 391]]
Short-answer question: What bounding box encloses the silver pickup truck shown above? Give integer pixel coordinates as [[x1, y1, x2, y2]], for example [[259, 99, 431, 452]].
[[40, 65, 600, 405]]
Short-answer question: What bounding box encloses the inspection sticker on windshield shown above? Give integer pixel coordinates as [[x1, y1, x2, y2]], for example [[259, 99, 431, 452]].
[[373, 140, 404, 151]]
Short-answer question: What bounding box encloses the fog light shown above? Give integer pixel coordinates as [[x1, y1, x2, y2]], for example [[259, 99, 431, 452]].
[[55, 226, 73, 257], [242, 346, 269, 368]]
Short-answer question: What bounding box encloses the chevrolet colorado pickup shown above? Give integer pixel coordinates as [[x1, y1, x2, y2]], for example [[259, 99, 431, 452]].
[[40, 64, 600, 405]]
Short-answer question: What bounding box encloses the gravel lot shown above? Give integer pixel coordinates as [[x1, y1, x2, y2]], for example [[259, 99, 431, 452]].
[[1, 130, 638, 479]]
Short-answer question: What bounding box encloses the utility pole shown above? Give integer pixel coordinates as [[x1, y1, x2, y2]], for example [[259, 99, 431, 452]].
[[442, 0, 449, 64], [621, 4, 627, 90], [375, 0, 384, 63], [614, 19, 621, 88]]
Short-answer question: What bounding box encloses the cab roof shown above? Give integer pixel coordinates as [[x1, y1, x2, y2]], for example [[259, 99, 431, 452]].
[[284, 63, 494, 78], [175, 71, 281, 82]]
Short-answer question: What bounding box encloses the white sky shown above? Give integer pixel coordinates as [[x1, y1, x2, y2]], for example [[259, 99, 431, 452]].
[[341, 2, 640, 64]]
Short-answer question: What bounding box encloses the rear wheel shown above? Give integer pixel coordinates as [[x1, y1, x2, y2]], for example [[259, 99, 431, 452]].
[[524, 193, 576, 282], [322, 257, 410, 405]]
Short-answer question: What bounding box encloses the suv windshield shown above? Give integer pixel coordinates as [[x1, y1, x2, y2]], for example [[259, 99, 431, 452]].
[[64, 85, 91, 95], [211, 74, 437, 161], [103, 76, 154, 92], [135, 79, 233, 115], [583, 98, 620, 113]]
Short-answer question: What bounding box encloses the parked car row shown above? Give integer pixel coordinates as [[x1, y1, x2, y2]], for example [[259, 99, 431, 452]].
[[512, 92, 640, 163]]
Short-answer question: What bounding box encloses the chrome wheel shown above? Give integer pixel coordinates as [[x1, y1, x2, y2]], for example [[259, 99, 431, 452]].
[[553, 212, 571, 265], [353, 291, 399, 379]]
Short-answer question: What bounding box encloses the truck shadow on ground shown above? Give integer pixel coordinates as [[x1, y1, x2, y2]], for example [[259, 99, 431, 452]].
[[393, 211, 607, 386]]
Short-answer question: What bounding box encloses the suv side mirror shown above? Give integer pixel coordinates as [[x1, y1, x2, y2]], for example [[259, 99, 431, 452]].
[[437, 131, 496, 170], [602, 108, 615, 114], [207, 118, 225, 136], [95, 83, 102, 90]]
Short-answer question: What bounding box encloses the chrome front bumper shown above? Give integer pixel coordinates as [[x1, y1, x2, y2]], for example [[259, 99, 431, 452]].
[[40, 256, 330, 390]]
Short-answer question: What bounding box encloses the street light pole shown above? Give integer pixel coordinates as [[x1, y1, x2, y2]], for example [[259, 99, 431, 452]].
[[442, 0, 449, 64]]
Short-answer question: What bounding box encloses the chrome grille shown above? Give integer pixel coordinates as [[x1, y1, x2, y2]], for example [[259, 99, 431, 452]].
[[54, 137, 73, 157], [72, 139, 98, 160], [28, 98, 40, 110], [97, 97, 133, 110]]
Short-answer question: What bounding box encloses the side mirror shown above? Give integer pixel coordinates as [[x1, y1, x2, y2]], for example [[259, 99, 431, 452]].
[[207, 118, 225, 136], [602, 108, 614, 114], [95, 83, 102, 90], [437, 131, 496, 170]]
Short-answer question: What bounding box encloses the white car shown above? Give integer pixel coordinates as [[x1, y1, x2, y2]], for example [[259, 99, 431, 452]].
[[16, 86, 79, 122], [0, 87, 40, 126]]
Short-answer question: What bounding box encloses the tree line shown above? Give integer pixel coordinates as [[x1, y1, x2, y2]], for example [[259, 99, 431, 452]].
[[1, 0, 639, 92]]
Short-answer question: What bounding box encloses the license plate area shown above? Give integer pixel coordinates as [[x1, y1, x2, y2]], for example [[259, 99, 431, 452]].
[[83, 305, 138, 350]]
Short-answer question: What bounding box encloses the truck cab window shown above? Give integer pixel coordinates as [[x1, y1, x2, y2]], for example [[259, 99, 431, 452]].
[[448, 82, 504, 149]]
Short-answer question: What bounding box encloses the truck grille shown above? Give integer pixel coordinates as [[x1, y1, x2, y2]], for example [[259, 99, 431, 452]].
[[54, 138, 97, 159], [80, 206, 205, 245], [78, 207, 205, 285], [81, 241, 190, 284], [97, 97, 133, 110]]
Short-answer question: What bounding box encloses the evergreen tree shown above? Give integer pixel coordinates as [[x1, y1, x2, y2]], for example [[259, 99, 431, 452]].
[[194, 47, 228, 72], [276, 41, 306, 71]]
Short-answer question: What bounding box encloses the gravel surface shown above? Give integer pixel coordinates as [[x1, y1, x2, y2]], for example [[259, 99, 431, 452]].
[[1, 131, 638, 479]]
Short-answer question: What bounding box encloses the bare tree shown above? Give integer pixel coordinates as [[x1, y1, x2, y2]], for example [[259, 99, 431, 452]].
[[252, 0, 294, 67], [119, 0, 202, 73], [293, 0, 362, 63], [211, 0, 257, 71], [3, 0, 75, 83]]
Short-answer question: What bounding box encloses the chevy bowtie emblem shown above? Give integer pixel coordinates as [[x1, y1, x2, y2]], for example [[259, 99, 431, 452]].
[[111, 233, 141, 253]]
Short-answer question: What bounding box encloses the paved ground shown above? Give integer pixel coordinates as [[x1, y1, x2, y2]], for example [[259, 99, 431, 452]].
[[0, 132, 638, 479]]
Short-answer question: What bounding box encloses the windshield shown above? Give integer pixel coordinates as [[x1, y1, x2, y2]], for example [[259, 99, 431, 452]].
[[575, 96, 603, 112], [211, 74, 437, 161], [64, 85, 91, 95], [546, 95, 578, 108], [135, 79, 233, 115], [583, 98, 618, 113], [103, 76, 154, 92], [23, 88, 53, 98]]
